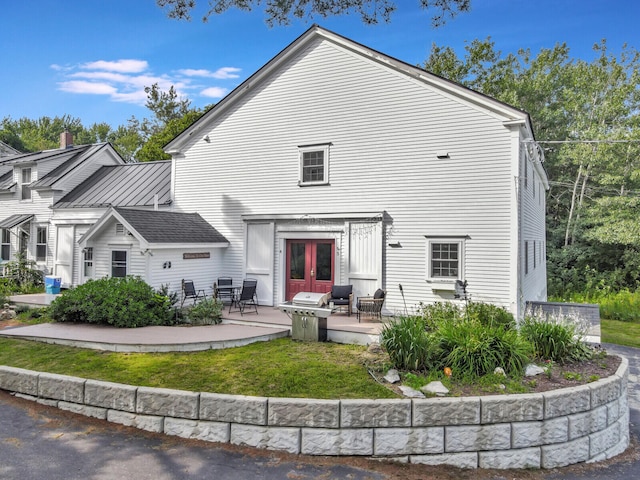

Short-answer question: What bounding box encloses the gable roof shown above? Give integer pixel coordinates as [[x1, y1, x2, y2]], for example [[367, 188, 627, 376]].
[[0, 141, 20, 157], [0, 143, 124, 191], [165, 25, 534, 154], [55, 161, 172, 209], [80, 207, 229, 250]]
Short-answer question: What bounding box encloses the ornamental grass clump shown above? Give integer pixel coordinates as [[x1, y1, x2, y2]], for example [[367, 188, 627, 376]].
[[520, 312, 593, 363], [186, 297, 223, 325], [380, 315, 435, 371], [433, 317, 532, 378], [49, 276, 173, 328]]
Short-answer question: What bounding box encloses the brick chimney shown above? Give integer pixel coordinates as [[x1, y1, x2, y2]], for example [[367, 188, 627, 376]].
[[60, 130, 73, 149]]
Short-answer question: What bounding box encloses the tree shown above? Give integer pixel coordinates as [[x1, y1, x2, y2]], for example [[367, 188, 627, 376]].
[[136, 109, 206, 161], [142, 83, 193, 139], [156, 0, 471, 27]]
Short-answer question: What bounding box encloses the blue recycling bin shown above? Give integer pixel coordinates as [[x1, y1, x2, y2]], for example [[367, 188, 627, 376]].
[[45, 275, 62, 294]]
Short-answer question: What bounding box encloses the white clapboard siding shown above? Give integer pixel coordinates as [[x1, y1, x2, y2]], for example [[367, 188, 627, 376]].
[[171, 34, 544, 314]]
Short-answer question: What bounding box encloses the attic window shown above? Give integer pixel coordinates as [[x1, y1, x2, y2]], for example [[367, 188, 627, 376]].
[[299, 144, 330, 186], [115, 223, 128, 235], [21, 168, 32, 201]]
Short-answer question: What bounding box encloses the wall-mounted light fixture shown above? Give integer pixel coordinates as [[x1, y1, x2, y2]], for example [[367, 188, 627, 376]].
[[203, 135, 210, 142], [436, 151, 450, 159], [388, 242, 402, 248], [163, 261, 172, 269]]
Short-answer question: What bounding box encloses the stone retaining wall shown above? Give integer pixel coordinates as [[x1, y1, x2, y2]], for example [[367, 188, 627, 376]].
[[0, 357, 630, 469]]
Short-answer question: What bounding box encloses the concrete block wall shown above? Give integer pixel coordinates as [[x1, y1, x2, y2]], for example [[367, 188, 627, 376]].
[[0, 356, 630, 469]]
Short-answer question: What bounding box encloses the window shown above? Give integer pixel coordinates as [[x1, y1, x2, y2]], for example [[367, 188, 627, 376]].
[[36, 226, 47, 262], [533, 241, 536, 269], [299, 144, 329, 186], [111, 250, 127, 277], [83, 247, 93, 278], [21, 167, 32, 200], [524, 241, 529, 275], [523, 159, 528, 189], [426, 237, 465, 281], [1, 229, 9, 261]]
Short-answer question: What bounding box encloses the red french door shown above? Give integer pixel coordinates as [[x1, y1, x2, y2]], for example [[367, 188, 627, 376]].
[[285, 239, 335, 301]]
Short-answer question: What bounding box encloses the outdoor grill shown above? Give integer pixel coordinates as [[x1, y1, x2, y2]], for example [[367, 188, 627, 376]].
[[279, 292, 332, 341]]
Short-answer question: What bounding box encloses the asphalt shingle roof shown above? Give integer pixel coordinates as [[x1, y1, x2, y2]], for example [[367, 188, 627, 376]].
[[114, 207, 228, 245], [55, 161, 172, 208]]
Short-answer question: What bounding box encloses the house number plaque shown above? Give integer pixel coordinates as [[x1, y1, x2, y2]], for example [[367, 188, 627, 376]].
[[183, 252, 210, 259]]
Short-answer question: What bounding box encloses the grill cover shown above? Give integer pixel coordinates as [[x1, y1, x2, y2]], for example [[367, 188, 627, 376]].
[[292, 291, 328, 307]]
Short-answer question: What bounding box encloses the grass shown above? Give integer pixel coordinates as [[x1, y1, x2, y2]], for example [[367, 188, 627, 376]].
[[0, 337, 397, 399], [601, 318, 640, 349]]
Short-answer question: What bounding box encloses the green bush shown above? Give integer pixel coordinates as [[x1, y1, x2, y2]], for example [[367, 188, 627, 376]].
[[381, 315, 434, 371], [465, 302, 516, 330], [2, 253, 44, 291], [434, 318, 532, 378], [416, 302, 461, 331], [520, 315, 593, 363], [186, 297, 223, 325], [49, 276, 173, 328]]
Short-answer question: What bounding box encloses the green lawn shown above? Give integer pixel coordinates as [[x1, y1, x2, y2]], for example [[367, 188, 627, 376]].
[[0, 337, 397, 399], [601, 318, 640, 349]]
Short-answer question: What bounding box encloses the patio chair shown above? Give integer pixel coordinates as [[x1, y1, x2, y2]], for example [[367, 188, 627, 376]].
[[229, 280, 258, 316], [327, 284, 353, 316], [244, 277, 259, 306], [181, 279, 206, 307], [216, 277, 234, 304], [356, 288, 385, 322]]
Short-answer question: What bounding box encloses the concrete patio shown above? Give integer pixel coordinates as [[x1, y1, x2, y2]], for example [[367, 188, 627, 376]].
[[3, 294, 385, 352]]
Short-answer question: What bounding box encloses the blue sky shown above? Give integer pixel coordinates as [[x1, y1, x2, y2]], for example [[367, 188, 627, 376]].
[[1, 0, 638, 129]]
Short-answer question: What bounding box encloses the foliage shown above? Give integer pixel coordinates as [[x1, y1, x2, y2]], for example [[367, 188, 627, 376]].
[[185, 297, 223, 325], [2, 253, 44, 291], [465, 302, 516, 330], [383, 301, 529, 378], [136, 109, 205, 161], [559, 289, 640, 323], [48, 276, 173, 328], [380, 315, 434, 371], [434, 318, 532, 378], [156, 0, 471, 27], [520, 314, 593, 363]]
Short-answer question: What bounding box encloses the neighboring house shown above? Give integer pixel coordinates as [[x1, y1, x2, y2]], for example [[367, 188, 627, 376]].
[[0, 132, 125, 280], [158, 25, 548, 317], [0, 141, 21, 158], [78, 207, 228, 292], [51, 160, 173, 287]]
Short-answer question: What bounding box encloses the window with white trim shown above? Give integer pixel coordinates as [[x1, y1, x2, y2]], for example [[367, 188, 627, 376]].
[[21, 167, 32, 200], [1, 228, 10, 261], [299, 144, 329, 186], [83, 247, 94, 278], [111, 250, 127, 277], [36, 226, 47, 262], [426, 237, 465, 281]]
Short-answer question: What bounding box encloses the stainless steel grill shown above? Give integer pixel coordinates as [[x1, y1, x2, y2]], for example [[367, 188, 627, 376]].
[[279, 292, 332, 341]]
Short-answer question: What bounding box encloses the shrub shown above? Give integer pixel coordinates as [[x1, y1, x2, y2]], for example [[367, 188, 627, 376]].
[[3, 253, 44, 291], [185, 297, 223, 325], [465, 302, 516, 330], [381, 315, 435, 371], [434, 318, 532, 378], [416, 301, 461, 331], [520, 314, 593, 363], [49, 276, 173, 328]]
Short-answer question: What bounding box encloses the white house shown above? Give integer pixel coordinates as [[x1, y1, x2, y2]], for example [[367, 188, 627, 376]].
[[77, 207, 228, 293], [159, 25, 549, 318], [0, 133, 125, 281]]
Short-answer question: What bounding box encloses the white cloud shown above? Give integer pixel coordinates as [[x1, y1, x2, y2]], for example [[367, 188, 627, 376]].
[[54, 59, 240, 106], [201, 86, 229, 98], [81, 59, 149, 73], [58, 81, 117, 95], [179, 67, 241, 79]]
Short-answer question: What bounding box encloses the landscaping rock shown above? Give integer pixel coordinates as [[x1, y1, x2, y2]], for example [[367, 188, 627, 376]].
[[0, 304, 16, 321], [399, 385, 425, 398], [384, 369, 400, 384], [526, 364, 546, 376], [494, 367, 506, 376], [421, 381, 449, 397]]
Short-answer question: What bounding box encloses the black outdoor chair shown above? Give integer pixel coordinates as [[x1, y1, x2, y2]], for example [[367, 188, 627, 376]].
[[181, 279, 206, 307], [229, 280, 258, 316], [356, 288, 386, 322], [216, 277, 234, 304], [327, 285, 353, 316], [244, 277, 259, 306]]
